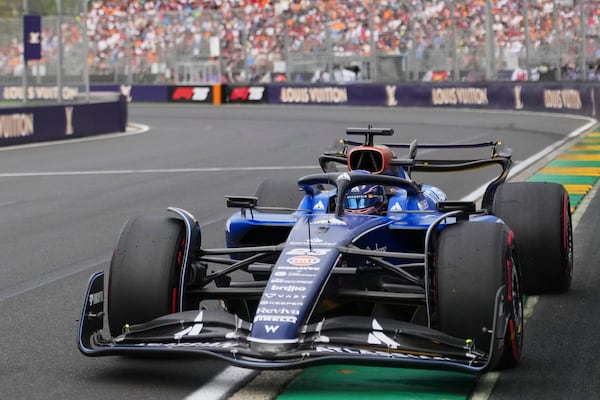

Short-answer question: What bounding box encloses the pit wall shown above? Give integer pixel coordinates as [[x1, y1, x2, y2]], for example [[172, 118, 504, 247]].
[[0, 82, 597, 147]]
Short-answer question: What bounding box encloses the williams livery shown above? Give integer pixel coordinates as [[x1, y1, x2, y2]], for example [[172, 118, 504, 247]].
[[79, 127, 573, 373]]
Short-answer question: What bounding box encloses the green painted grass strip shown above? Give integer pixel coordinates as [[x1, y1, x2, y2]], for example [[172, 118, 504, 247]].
[[277, 365, 476, 400], [528, 175, 598, 185], [548, 160, 600, 167]]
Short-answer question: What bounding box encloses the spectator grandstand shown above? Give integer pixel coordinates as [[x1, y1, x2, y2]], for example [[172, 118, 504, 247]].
[[1, 0, 599, 83]]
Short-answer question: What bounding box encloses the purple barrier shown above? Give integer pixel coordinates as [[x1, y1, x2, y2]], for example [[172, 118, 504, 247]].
[[267, 82, 599, 118], [0, 95, 127, 147], [268, 84, 389, 106], [91, 85, 167, 102]]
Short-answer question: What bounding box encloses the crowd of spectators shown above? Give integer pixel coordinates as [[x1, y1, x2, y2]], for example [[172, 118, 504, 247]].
[[1, 0, 599, 83]]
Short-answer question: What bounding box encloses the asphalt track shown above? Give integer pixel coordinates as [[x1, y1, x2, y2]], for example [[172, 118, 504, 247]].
[[0, 104, 598, 400]]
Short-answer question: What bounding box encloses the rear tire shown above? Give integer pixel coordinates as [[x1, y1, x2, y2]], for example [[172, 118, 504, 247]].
[[436, 221, 523, 370], [493, 182, 573, 294], [107, 215, 186, 338], [255, 178, 304, 208]]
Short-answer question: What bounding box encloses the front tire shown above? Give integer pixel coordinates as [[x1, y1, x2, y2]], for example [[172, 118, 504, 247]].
[[107, 215, 186, 338], [435, 221, 523, 370]]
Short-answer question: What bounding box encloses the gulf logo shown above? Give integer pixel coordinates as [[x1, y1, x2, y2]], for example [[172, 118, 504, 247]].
[[286, 255, 320, 267]]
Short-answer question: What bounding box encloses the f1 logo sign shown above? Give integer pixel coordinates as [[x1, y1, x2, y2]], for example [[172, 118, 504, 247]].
[[171, 87, 211, 102], [191, 87, 210, 101], [229, 86, 265, 102]]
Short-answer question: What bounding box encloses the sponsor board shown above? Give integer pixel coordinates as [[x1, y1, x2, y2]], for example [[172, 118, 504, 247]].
[[168, 86, 213, 103], [24, 15, 42, 61], [225, 86, 267, 103], [2, 86, 79, 101], [0, 113, 34, 139], [0, 97, 126, 146], [431, 87, 489, 106]]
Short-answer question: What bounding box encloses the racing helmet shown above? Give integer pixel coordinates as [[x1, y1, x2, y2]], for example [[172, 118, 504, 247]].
[[343, 183, 386, 215]]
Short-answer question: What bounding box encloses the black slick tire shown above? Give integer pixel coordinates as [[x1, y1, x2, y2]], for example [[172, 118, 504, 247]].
[[492, 182, 573, 294], [435, 221, 523, 370], [255, 178, 304, 208], [107, 215, 186, 338]]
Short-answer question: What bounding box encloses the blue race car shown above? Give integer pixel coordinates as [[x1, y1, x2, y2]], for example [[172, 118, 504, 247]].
[[79, 127, 573, 373]]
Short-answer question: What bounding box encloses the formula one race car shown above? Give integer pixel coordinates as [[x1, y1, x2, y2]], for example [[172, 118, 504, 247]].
[[79, 127, 573, 373]]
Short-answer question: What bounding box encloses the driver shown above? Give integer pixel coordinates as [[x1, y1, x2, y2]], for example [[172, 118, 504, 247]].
[[343, 184, 386, 215]]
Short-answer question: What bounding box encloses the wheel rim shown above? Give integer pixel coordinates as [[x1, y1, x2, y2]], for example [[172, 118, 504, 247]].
[[563, 194, 574, 282], [507, 247, 524, 361], [170, 237, 187, 313]]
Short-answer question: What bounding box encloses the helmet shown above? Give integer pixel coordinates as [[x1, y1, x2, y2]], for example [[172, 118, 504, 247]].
[[343, 184, 385, 215]]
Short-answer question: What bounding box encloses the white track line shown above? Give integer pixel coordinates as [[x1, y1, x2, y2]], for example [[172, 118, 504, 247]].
[[183, 367, 258, 400], [0, 123, 149, 151], [0, 166, 319, 178]]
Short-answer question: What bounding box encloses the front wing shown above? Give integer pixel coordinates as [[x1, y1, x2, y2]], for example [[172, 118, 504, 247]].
[[79, 271, 495, 373]]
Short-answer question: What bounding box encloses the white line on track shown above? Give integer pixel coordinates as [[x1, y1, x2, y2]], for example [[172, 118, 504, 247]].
[[0, 122, 149, 151], [183, 367, 259, 400], [0, 166, 320, 178]]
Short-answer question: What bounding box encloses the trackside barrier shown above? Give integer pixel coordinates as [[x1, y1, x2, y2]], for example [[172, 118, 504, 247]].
[[0, 94, 127, 147], [266, 82, 599, 118], [3, 82, 595, 148], [89, 82, 600, 119]]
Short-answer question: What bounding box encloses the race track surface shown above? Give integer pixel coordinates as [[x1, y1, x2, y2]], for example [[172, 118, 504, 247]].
[[0, 104, 597, 400]]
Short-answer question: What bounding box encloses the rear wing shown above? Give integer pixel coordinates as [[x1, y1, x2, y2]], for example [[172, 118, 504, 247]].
[[319, 127, 513, 211]]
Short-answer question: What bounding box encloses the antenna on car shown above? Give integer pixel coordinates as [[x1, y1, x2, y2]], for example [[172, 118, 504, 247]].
[[307, 216, 313, 252], [407, 139, 418, 177]]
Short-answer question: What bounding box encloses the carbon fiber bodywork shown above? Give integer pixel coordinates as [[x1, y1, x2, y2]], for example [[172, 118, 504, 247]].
[[79, 129, 524, 372]]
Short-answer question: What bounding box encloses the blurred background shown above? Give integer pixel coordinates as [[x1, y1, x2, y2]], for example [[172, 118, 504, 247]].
[[1, 0, 599, 88]]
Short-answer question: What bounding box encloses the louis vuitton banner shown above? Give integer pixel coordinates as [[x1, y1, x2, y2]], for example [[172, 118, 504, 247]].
[[266, 82, 598, 118], [0, 96, 127, 147]]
